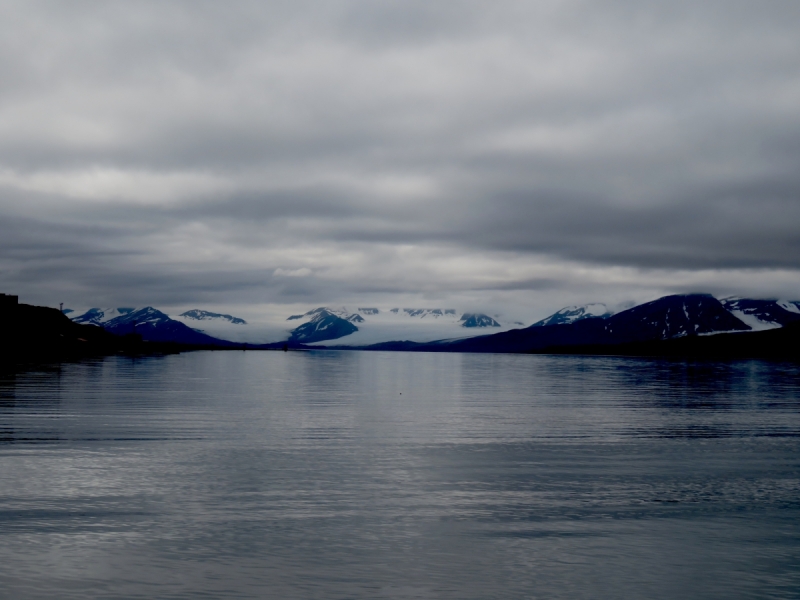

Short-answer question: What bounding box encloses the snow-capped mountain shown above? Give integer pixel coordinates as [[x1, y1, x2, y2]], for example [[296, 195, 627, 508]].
[[530, 295, 800, 339], [68, 303, 516, 346], [720, 298, 800, 331], [288, 308, 359, 343], [66, 294, 800, 349], [71, 307, 136, 325], [531, 303, 613, 327], [103, 307, 170, 329], [460, 313, 501, 328], [70, 307, 233, 346], [287, 307, 371, 324]]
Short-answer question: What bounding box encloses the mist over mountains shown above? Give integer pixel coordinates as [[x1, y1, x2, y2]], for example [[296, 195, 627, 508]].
[[67, 304, 510, 346]]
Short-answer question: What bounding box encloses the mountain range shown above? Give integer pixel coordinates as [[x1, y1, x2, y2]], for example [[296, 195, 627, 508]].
[[66, 305, 510, 345], [60, 294, 800, 356], [71, 306, 237, 346], [359, 295, 800, 355]]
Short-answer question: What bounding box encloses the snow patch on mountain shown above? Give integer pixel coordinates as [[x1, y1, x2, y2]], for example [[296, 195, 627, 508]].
[[726, 310, 782, 331], [104, 307, 172, 328], [71, 307, 136, 325], [72, 307, 176, 329], [720, 297, 800, 330], [388, 308, 457, 318]]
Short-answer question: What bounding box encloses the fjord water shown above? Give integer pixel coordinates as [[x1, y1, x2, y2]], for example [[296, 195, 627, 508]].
[[1, 352, 799, 599]]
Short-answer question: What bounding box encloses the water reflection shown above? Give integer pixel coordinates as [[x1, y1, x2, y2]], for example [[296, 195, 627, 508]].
[[0, 366, 65, 444], [0, 351, 798, 599]]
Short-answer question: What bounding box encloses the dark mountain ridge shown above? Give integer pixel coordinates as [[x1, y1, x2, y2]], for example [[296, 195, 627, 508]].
[[602, 294, 749, 341], [101, 307, 237, 346], [288, 309, 358, 343]]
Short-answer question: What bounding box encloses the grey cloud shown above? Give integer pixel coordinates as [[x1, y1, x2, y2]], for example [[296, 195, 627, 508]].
[[1, 0, 799, 310], [452, 180, 800, 270]]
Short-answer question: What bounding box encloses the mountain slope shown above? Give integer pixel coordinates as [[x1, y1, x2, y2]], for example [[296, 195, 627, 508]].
[[71, 307, 235, 346], [603, 294, 749, 341], [288, 309, 358, 343]]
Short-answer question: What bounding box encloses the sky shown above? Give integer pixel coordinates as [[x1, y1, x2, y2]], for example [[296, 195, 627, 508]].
[[1, 0, 799, 322]]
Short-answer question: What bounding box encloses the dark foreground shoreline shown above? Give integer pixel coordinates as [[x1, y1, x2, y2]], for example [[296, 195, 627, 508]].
[[538, 323, 800, 361]]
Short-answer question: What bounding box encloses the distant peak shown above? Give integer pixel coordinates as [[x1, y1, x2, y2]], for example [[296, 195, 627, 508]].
[[70, 307, 142, 325], [459, 313, 501, 328], [532, 303, 612, 327], [288, 307, 329, 321], [180, 309, 247, 325]]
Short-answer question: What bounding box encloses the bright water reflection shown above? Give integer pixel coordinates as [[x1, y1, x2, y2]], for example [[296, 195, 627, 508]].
[[0, 351, 799, 599]]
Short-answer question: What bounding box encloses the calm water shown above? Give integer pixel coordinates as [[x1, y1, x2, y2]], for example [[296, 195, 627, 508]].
[[1, 351, 799, 599]]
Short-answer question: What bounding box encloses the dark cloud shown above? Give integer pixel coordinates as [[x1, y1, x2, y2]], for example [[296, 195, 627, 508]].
[[0, 0, 799, 313]]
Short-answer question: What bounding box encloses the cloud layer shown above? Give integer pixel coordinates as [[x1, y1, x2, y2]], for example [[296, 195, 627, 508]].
[[1, 0, 799, 319]]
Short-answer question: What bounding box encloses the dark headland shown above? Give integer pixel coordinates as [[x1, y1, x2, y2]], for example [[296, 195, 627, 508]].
[[0, 293, 176, 364], [0, 294, 304, 365]]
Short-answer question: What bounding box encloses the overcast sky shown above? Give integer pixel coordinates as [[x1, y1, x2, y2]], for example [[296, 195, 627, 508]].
[[1, 0, 799, 321]]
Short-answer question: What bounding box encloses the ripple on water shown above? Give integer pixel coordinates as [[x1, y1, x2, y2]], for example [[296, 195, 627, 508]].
[[0, 351, 799, 599]]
